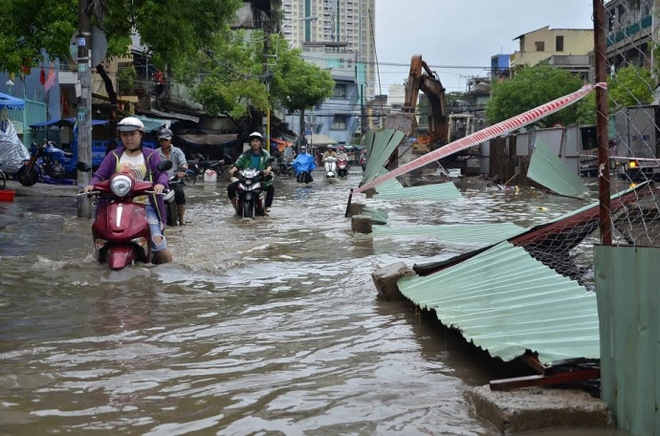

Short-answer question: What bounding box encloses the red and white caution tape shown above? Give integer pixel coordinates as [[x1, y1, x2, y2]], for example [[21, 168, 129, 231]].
[[354, 83, 607, 194]]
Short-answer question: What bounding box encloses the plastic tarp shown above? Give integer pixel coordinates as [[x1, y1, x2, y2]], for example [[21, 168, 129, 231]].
[[0, 120, 30, 173], [0, 93, 25, 110]]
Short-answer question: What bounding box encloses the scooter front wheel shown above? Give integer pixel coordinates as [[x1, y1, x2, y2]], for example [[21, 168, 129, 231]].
[[17, 166, 39, 186]]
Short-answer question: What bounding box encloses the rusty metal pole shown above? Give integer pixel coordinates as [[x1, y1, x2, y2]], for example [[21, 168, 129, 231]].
[[76, 0, 93, 218], [594, 0, 612, 245]]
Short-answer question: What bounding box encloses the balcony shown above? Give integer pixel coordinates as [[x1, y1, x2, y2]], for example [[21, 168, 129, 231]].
[[606, 14, 652, 47]]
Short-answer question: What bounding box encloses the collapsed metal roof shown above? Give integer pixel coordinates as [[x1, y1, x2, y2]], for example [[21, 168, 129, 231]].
[[398, 241, 599, 366], [373, 223, 527, 246]]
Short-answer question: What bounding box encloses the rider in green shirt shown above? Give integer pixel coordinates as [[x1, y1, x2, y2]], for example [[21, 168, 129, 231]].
[[227, 132, 274, 213]]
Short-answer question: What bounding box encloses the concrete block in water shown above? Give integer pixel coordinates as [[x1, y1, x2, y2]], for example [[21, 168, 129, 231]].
[[351, 215, 373, 234], [467, 385, 614, 434], [371, 262, 415, 301]]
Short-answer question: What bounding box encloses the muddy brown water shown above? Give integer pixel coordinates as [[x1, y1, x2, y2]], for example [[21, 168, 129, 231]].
[[0, 172, 628, 435]]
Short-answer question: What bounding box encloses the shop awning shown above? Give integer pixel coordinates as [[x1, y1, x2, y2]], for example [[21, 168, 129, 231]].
[[0, 93, 25, 110], [29, 118, 109, 128], [178, 133, 238, 146], [138, 108, 199, 123], [305, 133, 337, 147]]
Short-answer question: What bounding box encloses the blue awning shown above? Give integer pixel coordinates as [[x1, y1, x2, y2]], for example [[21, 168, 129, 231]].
[[0, 93, 25, 110], [29, 118, 109, 128]]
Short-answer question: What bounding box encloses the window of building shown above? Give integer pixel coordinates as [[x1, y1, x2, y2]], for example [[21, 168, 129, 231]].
[[331, 116, 347, 130], [556, 35, 564, 52], [333, 84, 347, 98], [535, 41, 545, 51]]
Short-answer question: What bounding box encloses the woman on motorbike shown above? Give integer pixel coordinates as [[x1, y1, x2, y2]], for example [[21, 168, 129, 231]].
[[83, 117, 172, 264]]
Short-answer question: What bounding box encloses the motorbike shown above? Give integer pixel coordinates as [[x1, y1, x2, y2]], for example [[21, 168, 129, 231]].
[[232, 163, 274, 219], [359, 152, 367, 172], [164, 169, 185, 227], [77, 160, 173, 270], [336, 154, 350, 178], [18, 140, 77, 186], [185, 153, 229, 184], [274, 156, 294, 177], [324, 156, 338, 182]]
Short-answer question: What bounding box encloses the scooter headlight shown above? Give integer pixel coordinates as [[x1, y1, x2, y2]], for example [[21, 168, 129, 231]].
[[110, 175, 133, 197]]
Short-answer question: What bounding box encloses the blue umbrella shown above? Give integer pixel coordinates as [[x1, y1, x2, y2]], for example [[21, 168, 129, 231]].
[[0, 92, 25, 110]]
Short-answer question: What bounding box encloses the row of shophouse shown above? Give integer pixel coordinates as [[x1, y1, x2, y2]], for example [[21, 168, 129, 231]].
[[0, 0, 656, 160]]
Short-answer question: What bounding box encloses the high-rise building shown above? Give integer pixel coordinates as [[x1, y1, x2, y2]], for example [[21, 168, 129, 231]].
[[280, 0, 376, 99]]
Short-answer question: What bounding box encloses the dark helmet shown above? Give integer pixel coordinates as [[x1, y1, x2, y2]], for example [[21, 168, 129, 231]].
[[157, 127, 173, 140]]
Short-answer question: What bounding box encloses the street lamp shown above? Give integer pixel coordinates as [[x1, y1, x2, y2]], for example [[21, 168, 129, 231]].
[[265, 15, 318, 152]]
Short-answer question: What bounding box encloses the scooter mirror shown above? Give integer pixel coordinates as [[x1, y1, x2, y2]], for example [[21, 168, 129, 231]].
[[77, 161, 92, 172], [157, 160, 173, 172]]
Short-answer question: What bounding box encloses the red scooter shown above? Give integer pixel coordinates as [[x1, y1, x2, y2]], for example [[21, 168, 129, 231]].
[[78, 161, 172, 270]]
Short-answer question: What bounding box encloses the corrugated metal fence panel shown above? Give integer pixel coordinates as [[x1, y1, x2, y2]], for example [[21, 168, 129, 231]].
[[372, 223, 527, 245], [362, 129, 405, 184], [595, 245, 660, 436], [527, 137, 588, 198], [374, 182, 463, 201], [398, 241, 599, 365]]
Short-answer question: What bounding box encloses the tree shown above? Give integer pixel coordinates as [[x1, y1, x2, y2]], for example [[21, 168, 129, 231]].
[[0, 0, 243, 74], [575, 64, 654, 125], [485, 64, 584, 127], [193, 32, 334, 131]]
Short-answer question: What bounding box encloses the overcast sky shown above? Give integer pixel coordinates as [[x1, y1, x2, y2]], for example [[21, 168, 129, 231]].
[[373, 0, 595, 95]]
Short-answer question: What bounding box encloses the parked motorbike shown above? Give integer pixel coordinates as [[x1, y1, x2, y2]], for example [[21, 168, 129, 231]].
[[324, 156, 338, 182], [359, 152, 367, 172], [18, 140, 77, 186], [232, 164, 274, 219], [336, 154, 350, 178], [274, 156, 294, 177], [77, 160, 173, 270], [185, 153, 229, 184]]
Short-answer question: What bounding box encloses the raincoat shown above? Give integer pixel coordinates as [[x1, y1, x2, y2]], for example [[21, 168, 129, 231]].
[[292, 152, 316, 175]]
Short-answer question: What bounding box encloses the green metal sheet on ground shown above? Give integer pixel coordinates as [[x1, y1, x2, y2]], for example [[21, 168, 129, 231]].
[[362, 207, 389, 225], [527, 138, 588, 198], [372, 223, 527, 245], [374, 181, 463, 201], [398, 241, 599, 366]]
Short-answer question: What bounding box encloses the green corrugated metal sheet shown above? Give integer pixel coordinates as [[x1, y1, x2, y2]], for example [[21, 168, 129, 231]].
[[398, 241, 599, 365], [595, 245, 660, 436], [527, 138, 588, 198], [374, 181, 463, 201], [362, 129, 405, 184], [372, 223, 527, 245], [363, 207, 388, 225]]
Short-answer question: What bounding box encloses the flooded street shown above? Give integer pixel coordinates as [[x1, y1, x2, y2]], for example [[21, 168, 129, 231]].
[[0, 170, 617, 435]]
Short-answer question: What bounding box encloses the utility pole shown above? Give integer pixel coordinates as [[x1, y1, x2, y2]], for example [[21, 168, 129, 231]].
[[76, 0, 93, 218]]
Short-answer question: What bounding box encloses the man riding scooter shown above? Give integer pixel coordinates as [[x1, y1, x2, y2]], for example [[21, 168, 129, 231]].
[[227, 132, 275, 214], [156, 127, 188, 226]]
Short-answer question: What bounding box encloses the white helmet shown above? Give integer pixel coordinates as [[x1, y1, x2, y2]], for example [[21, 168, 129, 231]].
[[248, 131, 263, 141], [118, 116, 145, 132]]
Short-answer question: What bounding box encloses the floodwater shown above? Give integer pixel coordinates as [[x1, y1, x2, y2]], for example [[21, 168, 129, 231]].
[[0, 170, 627, 435]]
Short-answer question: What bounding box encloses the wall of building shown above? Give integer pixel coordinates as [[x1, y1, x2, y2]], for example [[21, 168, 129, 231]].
[[511, 27, 594, 68]]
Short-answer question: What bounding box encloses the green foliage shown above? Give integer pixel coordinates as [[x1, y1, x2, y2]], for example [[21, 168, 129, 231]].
[[607, 64, 654, 110], [0, 0, 242, 74], [268, 35, 335, 113], [575, 65, 654, 125], [193, 32, 334, 118], [117, 65, 137, 93], [485, 64, 584, 127]]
